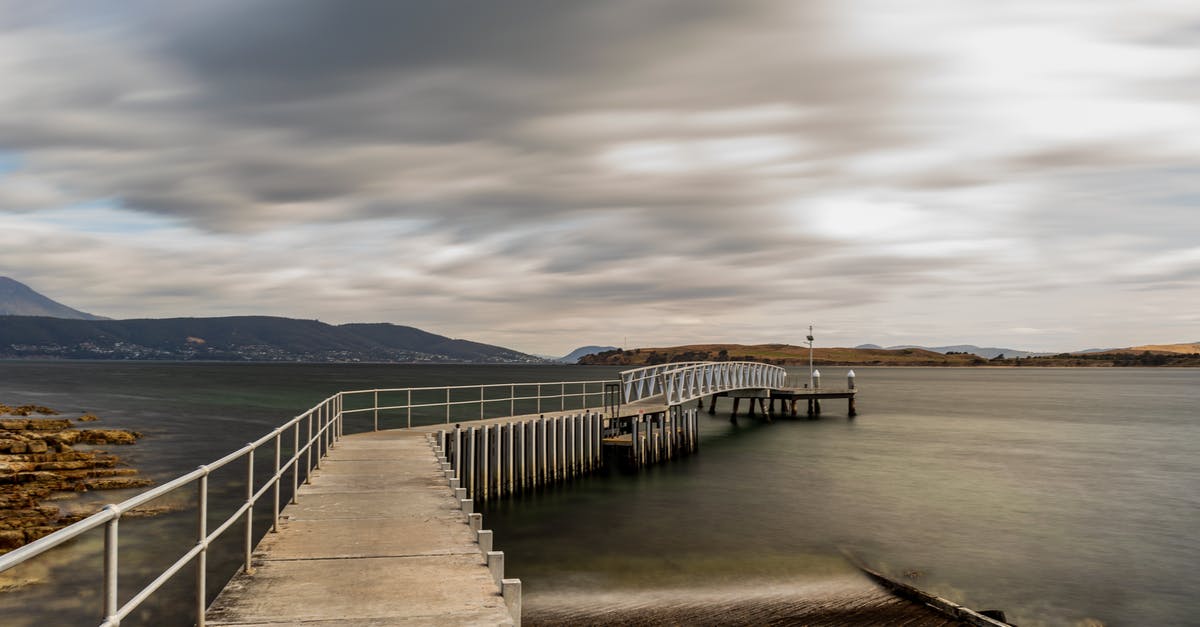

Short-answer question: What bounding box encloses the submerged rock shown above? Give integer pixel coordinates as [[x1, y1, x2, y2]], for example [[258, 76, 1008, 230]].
[[0, 405, 150, 555]]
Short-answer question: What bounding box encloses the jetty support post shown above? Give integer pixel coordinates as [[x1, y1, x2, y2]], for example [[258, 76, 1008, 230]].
[[537, 416, 546, 486], [632, 417, 641, 468]]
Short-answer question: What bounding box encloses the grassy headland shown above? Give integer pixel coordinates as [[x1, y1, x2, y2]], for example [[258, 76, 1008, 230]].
[[577, 343, 1200, 367]]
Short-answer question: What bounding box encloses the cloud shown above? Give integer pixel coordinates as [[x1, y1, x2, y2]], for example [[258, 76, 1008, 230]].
[[1, 1, 1199, 353]]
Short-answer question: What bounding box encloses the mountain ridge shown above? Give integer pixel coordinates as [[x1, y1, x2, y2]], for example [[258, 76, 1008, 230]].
[[558, 345, 619, 363], [0, 315, 543, 363], [0, 277, 107, 320]]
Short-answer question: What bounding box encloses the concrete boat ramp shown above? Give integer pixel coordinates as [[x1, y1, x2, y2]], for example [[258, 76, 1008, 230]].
[[206, 429, 518, 626]]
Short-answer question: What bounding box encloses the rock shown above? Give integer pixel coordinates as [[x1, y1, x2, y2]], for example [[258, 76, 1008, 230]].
[[0, 530, 24, 551], [22, 526, 59, 543], [0, 508, 54, 531], [81, 477, 153, 491], [2, 406, 59, 417], [24, 419, 72, 431], [52, 431, 81, 445], [15, 471, 65, 484], [78, 429, 142, 445], [0, 461, 36, 474], [33, 460, 93, 471], [1, 400, 152, 554]]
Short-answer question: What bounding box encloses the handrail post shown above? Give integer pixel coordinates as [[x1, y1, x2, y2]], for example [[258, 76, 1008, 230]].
[[480, 385, 485, 420], [560, 383, 565, 412], [197, 468, 209, 627], [305, 411, 313, 483], [510, 385, 515, 417], [292, 422, 300, 503], [315, 407, 323, 470], [407, 389, 412, 428], [373, 390, 379, 431], [244, 445, 254, 574], [537, 384, 542, 414], [272, 431, 281, 533], [445, 388, 451, 424], [103, 504, 120, 623]]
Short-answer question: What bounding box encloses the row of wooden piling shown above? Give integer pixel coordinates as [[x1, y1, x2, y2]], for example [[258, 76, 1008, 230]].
[[628, 408, 699, 468], [436, 408, 703, 502], [438, 412, 605, 503]]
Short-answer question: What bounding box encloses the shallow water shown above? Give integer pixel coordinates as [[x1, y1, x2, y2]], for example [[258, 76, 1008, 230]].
[[0, 363, 1196, 626]]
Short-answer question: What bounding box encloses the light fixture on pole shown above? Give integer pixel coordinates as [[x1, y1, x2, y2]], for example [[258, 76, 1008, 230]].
[[807, 324, 815, 389]]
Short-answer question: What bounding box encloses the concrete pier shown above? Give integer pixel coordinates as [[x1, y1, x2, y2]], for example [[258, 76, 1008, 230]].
[[206, 429, 517, 626]]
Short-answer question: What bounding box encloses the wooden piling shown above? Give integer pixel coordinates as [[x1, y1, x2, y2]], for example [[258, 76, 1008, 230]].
[[516, 421, 525, 492], [480, 424, 489, 502], [537, 416, 546, 486], [731, 397, 740, 417], [632, 418, 641, 468], [584, 413, 593, 472], [466, 426, 476, 499], [505, 422, 514, 496], [566, 415, 573, 478], [559, 416, 567, 480]]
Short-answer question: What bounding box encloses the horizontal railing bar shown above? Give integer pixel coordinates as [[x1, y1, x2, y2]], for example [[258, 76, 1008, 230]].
[[0, 506, 116, 570], [114, 543, 204, 622], [358, 394, 603, 413], [208, 501, 252, 543], [339, 379, 617, 396]]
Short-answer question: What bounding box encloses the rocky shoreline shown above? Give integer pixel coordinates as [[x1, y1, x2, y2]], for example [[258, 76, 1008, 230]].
[[0, 404, 150, 554]]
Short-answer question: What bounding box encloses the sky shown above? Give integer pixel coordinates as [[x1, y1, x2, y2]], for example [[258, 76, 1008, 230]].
[[1, 1, 1199, 356]]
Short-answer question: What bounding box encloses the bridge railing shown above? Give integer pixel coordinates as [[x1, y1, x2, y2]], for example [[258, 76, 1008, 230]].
[[0, 393, 345, 627], [338, 379, 618, 429], [618, 362, 708, 404], [621, 361, 787, 406]]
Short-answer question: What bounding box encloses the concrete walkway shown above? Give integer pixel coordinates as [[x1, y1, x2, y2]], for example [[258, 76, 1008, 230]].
[[206, 429, 514, 626]]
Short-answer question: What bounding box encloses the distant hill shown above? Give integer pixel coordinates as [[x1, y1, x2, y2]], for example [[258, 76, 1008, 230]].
[[579, 344, 985, 367], [1122, 342, 1200, 355], [558, 345, 619, 363], [0, 277, 106, 320], [885, 344, 1049, 359], [578, 343, 1200, 368], [0, 315, 544, 363]]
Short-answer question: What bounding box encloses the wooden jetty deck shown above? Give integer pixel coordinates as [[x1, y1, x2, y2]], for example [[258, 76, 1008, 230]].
[[206, 429, 518, 626]]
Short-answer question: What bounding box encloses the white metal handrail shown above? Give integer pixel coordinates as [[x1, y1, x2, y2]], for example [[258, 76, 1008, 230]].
[[622, 361, 787, 406], [339, 379, 619, 428], [0, 393, 344, 627], [618, 362, 708, 404]]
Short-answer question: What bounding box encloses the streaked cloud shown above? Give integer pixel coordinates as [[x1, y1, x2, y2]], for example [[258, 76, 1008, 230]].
[[1, 0, 1198, 353]]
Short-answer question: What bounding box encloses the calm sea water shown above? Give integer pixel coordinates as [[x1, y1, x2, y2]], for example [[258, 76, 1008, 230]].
[[0, 362, 1196, 626]]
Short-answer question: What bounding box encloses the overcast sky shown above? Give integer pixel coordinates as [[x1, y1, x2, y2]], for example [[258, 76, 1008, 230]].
[[2, 1, 1198, 355]]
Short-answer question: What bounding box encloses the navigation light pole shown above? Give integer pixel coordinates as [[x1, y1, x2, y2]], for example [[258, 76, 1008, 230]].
[[807, 324, 815, 389]]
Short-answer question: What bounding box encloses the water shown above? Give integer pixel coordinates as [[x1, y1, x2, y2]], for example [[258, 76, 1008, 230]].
[[1, 363, 1197, 626]]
